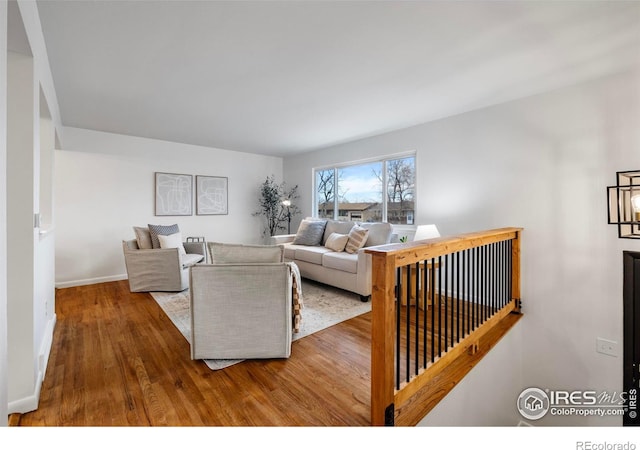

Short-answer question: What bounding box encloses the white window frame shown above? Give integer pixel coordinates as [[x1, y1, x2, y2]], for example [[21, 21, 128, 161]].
[[313, 151, 416, 223]]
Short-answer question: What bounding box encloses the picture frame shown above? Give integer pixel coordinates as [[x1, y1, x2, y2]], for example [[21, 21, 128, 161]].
[[155, 172, 193, 216], [196, 175, 228, 215]]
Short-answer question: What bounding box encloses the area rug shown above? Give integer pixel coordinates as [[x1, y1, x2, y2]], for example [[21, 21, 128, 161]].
[[150, 280, 371, 370]]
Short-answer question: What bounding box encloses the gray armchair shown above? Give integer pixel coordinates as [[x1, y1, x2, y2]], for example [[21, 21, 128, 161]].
[[189, 242, 295, 360], [122, 239, 206, 292]]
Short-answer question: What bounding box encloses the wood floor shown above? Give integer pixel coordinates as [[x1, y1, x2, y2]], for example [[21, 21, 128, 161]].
[[10, 280, 521, 427]]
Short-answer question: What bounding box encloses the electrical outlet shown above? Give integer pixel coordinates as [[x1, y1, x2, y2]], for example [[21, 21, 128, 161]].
[[596, 337, 618, 357]]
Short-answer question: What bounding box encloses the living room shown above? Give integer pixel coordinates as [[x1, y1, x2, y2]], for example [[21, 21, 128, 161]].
[[2, 0, 640, 442]]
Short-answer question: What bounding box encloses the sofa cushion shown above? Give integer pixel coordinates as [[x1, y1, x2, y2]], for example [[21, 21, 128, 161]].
[[294, 246, 332, 265], [359, 222, 393, 247], [133, 226, 153, 249], [322, 252, 358, 274], [345, 226, 369, 254], [181, 252, 204, 268], [322, 220, 356, 245], [148, 223, 180, 249], [292, 219, 327, 246], [208, 242, 284, 263], [324, 232, 349, 252]]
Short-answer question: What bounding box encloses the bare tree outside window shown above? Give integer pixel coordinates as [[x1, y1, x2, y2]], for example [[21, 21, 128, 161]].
[[386, 157, 415, 224], [316, 169, 334, 219]]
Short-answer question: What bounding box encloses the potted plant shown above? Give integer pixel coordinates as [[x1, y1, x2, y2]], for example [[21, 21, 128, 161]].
[[253, 175, 301, 240]]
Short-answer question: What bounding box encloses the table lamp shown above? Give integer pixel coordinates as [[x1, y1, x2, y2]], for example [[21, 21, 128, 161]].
[[413, 224, 440, 241]]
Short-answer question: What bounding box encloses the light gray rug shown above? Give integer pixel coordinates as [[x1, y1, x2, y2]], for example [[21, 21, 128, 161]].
[[150, 280, 371, 370]]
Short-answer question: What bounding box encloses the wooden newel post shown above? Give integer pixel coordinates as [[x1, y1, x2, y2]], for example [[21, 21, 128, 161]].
[[369, 251, 397, 426]]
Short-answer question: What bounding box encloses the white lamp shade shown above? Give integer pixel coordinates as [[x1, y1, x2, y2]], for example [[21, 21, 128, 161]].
[[413, 224, 440, 241]]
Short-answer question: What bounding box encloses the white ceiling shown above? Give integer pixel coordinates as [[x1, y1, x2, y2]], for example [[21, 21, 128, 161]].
[[36, 1, 640, 157]]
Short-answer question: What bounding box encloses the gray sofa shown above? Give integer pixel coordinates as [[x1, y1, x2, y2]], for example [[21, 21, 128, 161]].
[[272, 219, 393, 301]]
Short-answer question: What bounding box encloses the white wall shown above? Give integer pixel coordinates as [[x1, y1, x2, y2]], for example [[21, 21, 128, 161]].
[[0, 0, 9, 426], [284, 66, 640, 426], [419, 320, 524, 426], [55, 127, 283, 286]]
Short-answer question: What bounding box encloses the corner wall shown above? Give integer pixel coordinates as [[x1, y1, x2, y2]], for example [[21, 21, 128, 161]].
[[54, 127, 283, 286], [5, 0, 62, 414], [284, 67, 640, 426]]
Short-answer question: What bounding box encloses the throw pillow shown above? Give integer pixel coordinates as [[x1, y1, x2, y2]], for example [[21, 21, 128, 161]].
[[133, 226, 153, 249], [322, 220, 356, 245], [158, 232, 186, 255], [148, 223, 180, 249], [345, 226, 369, 254], [208, 242, 284, 263], [325, 232, 349, 252], [292, 219, 327, 246]]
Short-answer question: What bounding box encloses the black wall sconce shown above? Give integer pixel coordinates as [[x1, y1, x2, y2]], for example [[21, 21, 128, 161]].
[[607, 170, 640, 239]]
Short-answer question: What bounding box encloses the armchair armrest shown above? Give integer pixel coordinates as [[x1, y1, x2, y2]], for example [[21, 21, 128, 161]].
[[122, 240, 183, 292]]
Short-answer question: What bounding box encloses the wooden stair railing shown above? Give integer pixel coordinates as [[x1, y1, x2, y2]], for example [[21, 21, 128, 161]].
[[366, 227, 523, 426]]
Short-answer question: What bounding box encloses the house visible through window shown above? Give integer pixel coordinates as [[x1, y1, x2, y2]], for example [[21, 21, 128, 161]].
[[314, 154, 415, 224]]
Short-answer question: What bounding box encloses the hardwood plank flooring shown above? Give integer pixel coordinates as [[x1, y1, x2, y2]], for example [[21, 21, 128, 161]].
[[10, 280, 520, 427], [12, 280, 372, 426]]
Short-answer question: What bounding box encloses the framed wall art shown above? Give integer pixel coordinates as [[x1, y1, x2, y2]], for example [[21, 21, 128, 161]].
[[155, 172, 193, 216], [196, 175, 228, 215]]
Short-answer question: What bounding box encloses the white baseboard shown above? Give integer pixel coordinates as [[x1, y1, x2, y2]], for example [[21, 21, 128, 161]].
[[55, 273, 127, 289], [8, 374, 41, 414], [39, 314, 56, 381], [8, 314, 56, 415]]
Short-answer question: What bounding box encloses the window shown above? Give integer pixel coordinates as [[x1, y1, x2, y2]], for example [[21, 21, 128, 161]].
[[314, 154, 415, 224]]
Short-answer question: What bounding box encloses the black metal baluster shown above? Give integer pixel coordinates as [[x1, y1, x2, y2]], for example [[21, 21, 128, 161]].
[[415, 262, 419, 376], [497, 241, 502, 309], [501, 240, 506, 308], [464, 248, 468, 337], [484, 245, 488, 322], [430, 257, 435, 364], [438, 255, 442, 357], [476, 247, 482, 328], [476, 246, 481, 328], [507, 240, 513, 302], [444, 253, 448, 352], [396, 266, 401, 390], [472, 247, 476, 331], [456, 251, 460, 344], [406, 264, 411, 383], [483, 245, 488, 322], [422, 260, 427, 369], [491, 242, 496, 315]]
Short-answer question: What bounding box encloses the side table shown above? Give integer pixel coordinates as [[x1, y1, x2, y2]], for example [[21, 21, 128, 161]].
[[399, 261, 440, 310]]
